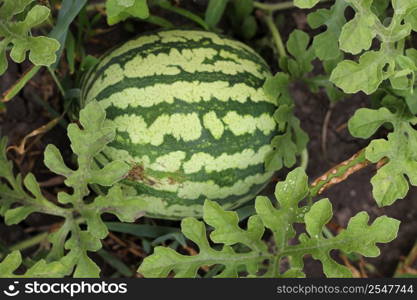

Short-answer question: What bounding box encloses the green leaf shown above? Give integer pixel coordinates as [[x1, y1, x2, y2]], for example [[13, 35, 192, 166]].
[[47, 101, 144, 270], [139, 168, 399, 278], [5, 205, 36, 225], [307, 1, 348, 60], [263, 73, 308, 172], [255, 168, 308, 250], [83, 185, 147, 239], [65, 231, 102, 278], [69, 108, 114, 158], [205, 0, 229, 29], [348, 102, 417, 206], [204, 201, 265, 251], [0, 251, 22, 276], [24, 5, 50, 27], [328, 0, 416, 94], [265, 131, 297, 171], [348, 107, 395, 138], [44, 144, 73, 177], [370, 163, 409, 206], [273, 104, 293, 131], [0, 139, 67, 225], [339, 1, 376, 55], [90, 160, 130, 186], [405, 89, 417, 114], [0, 0, 34, 19], [73, 252, 101, 278], [98, 185, 147, 223], [292, 199, 400, 277], [263, 73, 288, 103], [47, 219, 72, 261], [0, 39, 8, 74], [140, 221, 224, 277], [265, 119, 308, 172], [275, 167, 309, 205], [106, 0, 149, 25], [24, 261, 69, 277], [1, 100, 149, 278], [405, 9, 417, 31], [139, 203, 268, 278], [0, 98, 148, 279], [330, 51, 388, 94], [0, 251, 71, 278], [294, 0, 320, 9], [286, 30, 315, 77], [0, 2, 60, 74]]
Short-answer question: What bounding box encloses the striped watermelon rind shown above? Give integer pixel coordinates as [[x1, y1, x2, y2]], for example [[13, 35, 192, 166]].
[[81, 29, 278, 219]]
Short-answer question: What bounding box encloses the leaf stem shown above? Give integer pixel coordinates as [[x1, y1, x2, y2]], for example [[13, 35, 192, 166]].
[[394, 239, 417, 276], [309, 148, 372, 197], [4, 217, 85, 260], [2, 66, 42, 102], [47, 67, 66, 97], [254, 0, 333, 11], [9, 232, 49, 252], [270, 255, 281, 277], [156, 0, 209, 30], [263, 12, 287, 59], [300, 148, 309, 170]]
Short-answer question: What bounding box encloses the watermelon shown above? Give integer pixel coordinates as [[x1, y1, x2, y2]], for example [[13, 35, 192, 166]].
[[81, 29, 277, 219]]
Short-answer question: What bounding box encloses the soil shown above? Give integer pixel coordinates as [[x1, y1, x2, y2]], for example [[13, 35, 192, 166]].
[[0, 1, 416, 278]]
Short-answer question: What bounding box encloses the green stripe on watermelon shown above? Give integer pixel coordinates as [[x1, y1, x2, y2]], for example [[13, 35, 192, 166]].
[[104, 99, 276, 129], [108, 130, 274, 163], [83, 35, 269, 102], [81, 31, 270, 100], [121, 173, 272, 220], [89, 71, 269, 104]]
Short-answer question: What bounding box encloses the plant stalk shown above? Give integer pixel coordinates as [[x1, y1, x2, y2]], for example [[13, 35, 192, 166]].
[[47, 67, 66, 97], [263, 12, 287, 59], [309, 148, 373, 197], [254, 0, 333, 11], [9, 232, 49, 252]]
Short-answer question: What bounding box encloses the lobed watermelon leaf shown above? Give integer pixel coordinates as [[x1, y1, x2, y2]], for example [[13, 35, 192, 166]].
[[263, 73, 308, 172], [290, 199, 400, 277], [0, 101, 146, 277], [0, 0, 60, 75], [348, 96, 417, 206], [0, 137, 69, 224], [44, 101, 146, 276], [307, 1, 348, 61], [139, 168, 400, 278], [328, 0, 417, 94], [0, 251, 72, 278], [286, 29, 315, 78]]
